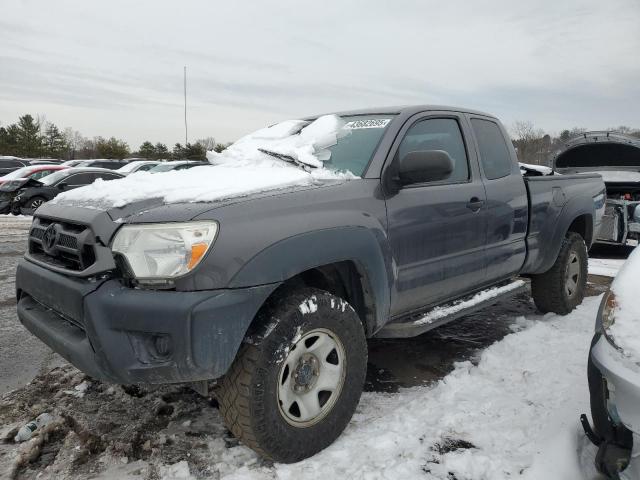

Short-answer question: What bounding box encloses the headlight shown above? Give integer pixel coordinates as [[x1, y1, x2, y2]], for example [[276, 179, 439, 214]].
[[601, 290, 619, 348], [111, 221, 218, 279]]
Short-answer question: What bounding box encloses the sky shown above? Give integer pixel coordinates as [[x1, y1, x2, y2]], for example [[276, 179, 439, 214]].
[[1, 0, 639, 148]]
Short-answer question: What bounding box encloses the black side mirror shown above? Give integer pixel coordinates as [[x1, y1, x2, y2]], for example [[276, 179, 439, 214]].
[[398, 150, 454, 185], [57, 182, 68, 190]]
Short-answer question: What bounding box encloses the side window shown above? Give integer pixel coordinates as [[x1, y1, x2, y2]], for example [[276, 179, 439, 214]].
[[138, 164, 155, 171], [0, 160, 22, 169], [30, 169, 52, 180], [64, 173, 95, 186], [397, 118, 469, 183], [471, 119, 513, 180], [96, 173, 121, 181]]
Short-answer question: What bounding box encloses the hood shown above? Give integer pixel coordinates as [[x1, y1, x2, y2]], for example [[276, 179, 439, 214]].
[[105, 179, 345, 224], [554, 132, 640, 171]]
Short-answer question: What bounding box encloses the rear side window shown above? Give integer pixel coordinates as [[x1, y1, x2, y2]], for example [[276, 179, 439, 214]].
[[397, 118, 469, 183], [0, 160, 23, 168], [96, 173, 122, 181], [471, 119, 513, 180], [64, 173, 96, 185]]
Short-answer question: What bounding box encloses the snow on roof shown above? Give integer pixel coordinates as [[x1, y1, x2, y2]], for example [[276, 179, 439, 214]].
[[51, 115, 356, 209], [607, 247, 640, 360]]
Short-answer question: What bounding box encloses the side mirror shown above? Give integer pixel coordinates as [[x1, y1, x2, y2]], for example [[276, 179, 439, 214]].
[[57, 182, 67, 190], [398, 150, 454, 185]]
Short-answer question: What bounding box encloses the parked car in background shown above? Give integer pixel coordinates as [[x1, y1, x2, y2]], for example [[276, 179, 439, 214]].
[[11, 167, 124, 214], [0, 164, 66, 185], [26, 158, 61, 165], [116, 160, 161, 175], [0, 165, 68, 213], [15, 105, 606, 462], [75, 159, 129, 170], [554, 132, 640, 246], [583, 247, 640, 479], [148, 160, 208, 173], [61, 160, 87, 167], [0, 156, 29, 175]]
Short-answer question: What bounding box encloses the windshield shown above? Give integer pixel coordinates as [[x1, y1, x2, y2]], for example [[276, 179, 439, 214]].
[[118, 161, 144, 173], [39, 169, 71, 186], [321, 115, 394, 175]]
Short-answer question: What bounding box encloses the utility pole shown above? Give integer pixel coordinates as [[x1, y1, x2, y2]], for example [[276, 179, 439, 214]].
[[184, 65, 188, 145]]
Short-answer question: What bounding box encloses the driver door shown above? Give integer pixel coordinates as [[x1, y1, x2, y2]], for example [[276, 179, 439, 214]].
[[384, 113, 487, 317]]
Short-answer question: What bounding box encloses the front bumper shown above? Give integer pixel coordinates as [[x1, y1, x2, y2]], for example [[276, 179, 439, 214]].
[[591, 334, 640, 435], [16, 258, 279, 384]]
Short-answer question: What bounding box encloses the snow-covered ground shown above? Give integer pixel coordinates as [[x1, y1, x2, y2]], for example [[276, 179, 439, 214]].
[[214, 297, 604, 480], [589, 257, 627, 277], [1, 292, 608, 480]]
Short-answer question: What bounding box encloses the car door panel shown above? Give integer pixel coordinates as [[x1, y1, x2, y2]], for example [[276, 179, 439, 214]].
[[468, 116, 528, 282], [384, 113, 487, 317]]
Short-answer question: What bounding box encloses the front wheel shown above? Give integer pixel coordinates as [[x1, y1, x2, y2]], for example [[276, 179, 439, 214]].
[[216, 287, 367, 463], [531, 231, 588, 314]]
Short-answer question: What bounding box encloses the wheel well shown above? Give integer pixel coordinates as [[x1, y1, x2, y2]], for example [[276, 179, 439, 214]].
[[268, 261, 376, 337], [567, 214, 593, 246]]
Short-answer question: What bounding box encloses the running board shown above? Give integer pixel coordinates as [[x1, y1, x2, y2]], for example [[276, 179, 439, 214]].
[[375, 279, 528, 338]]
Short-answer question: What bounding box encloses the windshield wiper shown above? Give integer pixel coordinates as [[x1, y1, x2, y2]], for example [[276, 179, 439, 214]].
[[258, 148, 314, 172]]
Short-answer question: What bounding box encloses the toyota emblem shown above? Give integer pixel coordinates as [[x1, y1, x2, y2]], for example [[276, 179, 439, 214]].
[[42, 224, 59, 251]]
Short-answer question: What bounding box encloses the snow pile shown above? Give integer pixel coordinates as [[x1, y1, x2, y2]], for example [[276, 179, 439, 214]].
[[607, 247, 640, 359], [519, 162, 554, 176], [216, 297, 600, 480], [51, 115, 355, 209]]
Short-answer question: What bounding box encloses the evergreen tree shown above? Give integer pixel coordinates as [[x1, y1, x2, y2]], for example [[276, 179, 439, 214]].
[[43, 123, 67, 158], [154, 143, 169, 159], [0, 124, 19, 155], [138, 141, 155, 158], [96, 136, 130, 159], [16, 114, 43, 157]]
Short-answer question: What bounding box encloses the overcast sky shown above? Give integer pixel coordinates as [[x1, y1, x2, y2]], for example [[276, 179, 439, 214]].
[[1, 0, 639, 148]]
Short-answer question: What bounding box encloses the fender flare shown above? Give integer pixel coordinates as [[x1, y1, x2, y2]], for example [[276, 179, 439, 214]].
[[228, 226, 392, 333]]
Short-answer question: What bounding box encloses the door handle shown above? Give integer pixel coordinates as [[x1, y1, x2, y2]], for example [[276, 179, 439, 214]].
[[466, 197, 484, 212]]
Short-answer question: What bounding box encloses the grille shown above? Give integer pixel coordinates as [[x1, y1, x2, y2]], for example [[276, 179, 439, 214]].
[[28, 217, 96, 271]]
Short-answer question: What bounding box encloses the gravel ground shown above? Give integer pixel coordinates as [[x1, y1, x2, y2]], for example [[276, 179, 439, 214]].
[[0, 218, 625, 479]]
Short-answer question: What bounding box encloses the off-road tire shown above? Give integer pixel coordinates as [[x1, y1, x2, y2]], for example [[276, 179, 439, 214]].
[[531, 231, 588, 315], [216, 287, 367, 463]]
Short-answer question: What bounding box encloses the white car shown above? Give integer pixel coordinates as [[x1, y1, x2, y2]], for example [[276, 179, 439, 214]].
[[583, 246, 640, 479], [116, 160, 161, 175]]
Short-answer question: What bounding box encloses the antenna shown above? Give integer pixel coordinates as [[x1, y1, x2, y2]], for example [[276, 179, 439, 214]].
[[184, 65, 188, 145]]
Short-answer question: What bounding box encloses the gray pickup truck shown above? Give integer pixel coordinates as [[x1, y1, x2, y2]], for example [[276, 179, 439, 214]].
[[16, 105, 605, 462]]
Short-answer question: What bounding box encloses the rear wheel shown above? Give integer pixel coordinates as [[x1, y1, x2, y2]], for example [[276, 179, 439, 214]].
[[531, 231, 588, 314], [216, 287, 367, 463]]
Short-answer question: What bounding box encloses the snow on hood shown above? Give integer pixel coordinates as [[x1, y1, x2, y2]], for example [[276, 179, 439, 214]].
[[607, 247, 640, 359], [51, 115, 356, 210], [596, 170, 640, 183]]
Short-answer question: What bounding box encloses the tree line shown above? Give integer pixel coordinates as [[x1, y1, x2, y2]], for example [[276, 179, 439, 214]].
[[2, 112, 638, 165], [0, 114, 230, 161]]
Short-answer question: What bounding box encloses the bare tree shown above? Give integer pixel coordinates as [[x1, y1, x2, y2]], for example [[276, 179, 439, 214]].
[[511, 121, 549, 165]]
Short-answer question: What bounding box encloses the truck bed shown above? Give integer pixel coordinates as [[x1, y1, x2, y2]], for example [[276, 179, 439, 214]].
[[521, 173, 605, 275]]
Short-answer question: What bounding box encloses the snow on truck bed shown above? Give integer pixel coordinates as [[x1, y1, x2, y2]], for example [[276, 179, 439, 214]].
[[51, 115, 354, 209]]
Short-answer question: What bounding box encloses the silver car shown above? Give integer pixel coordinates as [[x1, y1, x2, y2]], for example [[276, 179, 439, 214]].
[[583, 247, 640, 479]]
